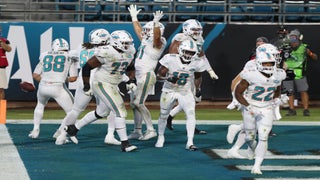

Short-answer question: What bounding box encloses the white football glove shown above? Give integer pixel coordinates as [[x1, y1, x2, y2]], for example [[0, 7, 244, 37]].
[[208, 69, 219, 80], [273, 94, 289, 107], [153, 10, 163, 23], [83, 83, 93, 96], [195, 96, 202, 103], [128, 4, 141, 22], [126, 83, 137, 94], [84, 89, 93, 96], [280, 94, 289, 105], [272, 98, 282, 107], [274, 105, 282, 121], [226, 98, 241, 110]]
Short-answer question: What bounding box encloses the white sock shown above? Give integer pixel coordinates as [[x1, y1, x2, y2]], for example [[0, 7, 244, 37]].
[[76, 111, 97, 130], [114, 117, 127, 141], [234, 131, 246, 149]]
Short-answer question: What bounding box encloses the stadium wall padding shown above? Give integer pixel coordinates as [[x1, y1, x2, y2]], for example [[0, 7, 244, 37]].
[[1, 22, 319, 101]]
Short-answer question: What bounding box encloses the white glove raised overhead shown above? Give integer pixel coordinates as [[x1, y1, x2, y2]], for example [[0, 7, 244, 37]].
[[153, 10, 163, 23], [208, 69, 219, 80], [128, 4, 141, 22]]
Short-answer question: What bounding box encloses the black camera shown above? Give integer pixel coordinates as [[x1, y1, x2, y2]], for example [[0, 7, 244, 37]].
[[278, 37, 292, 62]]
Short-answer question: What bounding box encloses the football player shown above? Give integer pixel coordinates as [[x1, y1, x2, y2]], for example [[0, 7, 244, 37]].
[[62, 30, 138, 152], [226, 43, 287, 159], [166, 19, 218, 134], [235, 51, 286, 174], [155, 39, 208, 151], [127, 5, 167, 140], [29, 38, 78, 139], [55, 29, 122, 146]]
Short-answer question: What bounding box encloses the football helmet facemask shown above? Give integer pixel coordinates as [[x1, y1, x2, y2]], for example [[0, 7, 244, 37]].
[[256, 43, 281, 64], [178, 39, 198, 63], [110, 30, 134, 52], [89, 28, 111, 45], [182, 19, 203, 40], [256, 52, 277, 75]]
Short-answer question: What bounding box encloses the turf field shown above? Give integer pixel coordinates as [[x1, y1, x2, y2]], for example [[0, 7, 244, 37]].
[[1, 108, 320, 179]]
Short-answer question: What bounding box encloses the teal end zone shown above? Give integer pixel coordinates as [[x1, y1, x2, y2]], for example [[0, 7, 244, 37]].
[[5, 124, 320, 179]]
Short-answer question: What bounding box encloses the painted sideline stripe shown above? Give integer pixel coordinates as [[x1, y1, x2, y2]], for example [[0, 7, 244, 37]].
[[256, 178, 320, 180], [0, 125, 30, 179], [213, 149, 320, 160], [6, 120, 320, 126], [255, 178, 320, 180], [237, 165, 320, 171]]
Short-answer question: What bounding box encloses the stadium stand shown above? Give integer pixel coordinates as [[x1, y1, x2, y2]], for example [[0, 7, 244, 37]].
[[201, 0, 226, 22], [174, 0, 199, 21], [284, 0, 306, 22], [229, 0, 249, 22], [250, 0, 275, 22], [0, 0, 319, 24], [306, 1, 320, 22], [80, 0, 102, 21], [152, 0, 173, 21]]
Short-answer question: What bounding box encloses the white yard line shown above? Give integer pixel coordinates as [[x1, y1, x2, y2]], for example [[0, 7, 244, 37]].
[[237, 165, 320, 171], [6, 119, 320, 126], [213, 149, 320, 160], [0, 125, 30, 180]]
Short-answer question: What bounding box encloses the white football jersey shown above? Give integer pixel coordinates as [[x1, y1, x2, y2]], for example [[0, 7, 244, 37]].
[[135, 37, 167, 78], [159, 54, 207, 93], [240, 67, 286, 108], [93, 45, 135, 85], [34, 51, 78, 83]]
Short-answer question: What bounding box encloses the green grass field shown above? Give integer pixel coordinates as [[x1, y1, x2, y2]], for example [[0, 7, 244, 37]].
[[7, 107, 320, 121]]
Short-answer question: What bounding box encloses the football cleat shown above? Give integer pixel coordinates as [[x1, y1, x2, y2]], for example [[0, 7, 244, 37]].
[[28, 129, 40, 139], [194, 128, 207, 135], [104, 135, 121, 145], [251, 166, 262, 175], [185, 144, 198, 151], [52, 129, 61, 139], [65, 125, 78, 136], [55, 130, 68, 145], [226, 124, 241, 144], [70, 136, 78, 144], [166, 115, 174, 130], [227, 148, 246, 159], [155, 135, 165, 148], [65, 125, 79, 144], [139, 130, 157, 140], [127, 131, 143, 140], [121, 141, 137, 152]]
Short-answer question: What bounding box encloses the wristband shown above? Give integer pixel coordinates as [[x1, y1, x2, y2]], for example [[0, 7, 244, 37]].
[[131, 16, 138, 22], [154, 21, 160, 28]]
